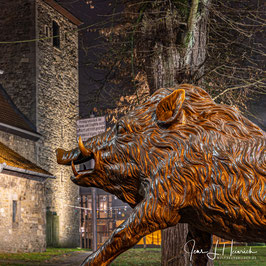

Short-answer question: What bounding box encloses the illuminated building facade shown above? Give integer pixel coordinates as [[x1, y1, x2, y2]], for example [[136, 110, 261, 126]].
[[0, 0, 82, 247]]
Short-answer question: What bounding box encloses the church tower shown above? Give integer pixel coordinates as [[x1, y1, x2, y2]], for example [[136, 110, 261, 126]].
[[0, 0, 82, 247]]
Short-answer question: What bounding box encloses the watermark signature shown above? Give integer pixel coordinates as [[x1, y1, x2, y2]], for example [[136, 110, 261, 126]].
[[184, 239, 257, 261]]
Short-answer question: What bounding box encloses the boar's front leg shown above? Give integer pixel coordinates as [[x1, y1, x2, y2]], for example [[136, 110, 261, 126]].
[[81, 196, 180, 266]]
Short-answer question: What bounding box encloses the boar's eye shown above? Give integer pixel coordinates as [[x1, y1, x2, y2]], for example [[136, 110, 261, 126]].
[[116, 123, 126, 135]]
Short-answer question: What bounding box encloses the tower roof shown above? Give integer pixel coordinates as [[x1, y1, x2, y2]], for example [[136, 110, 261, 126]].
[[43, 0, 83, 26], [0, 84, 41, 140]]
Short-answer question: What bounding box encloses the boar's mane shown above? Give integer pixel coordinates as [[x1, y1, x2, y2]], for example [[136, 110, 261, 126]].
[[114, 84, 265, 236]]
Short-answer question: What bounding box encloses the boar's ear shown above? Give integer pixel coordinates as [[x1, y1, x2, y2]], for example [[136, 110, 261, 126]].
[[156, 89, 185, 126]]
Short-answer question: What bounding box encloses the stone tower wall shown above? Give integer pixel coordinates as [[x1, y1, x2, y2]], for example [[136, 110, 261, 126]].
[[0, 0, 37, 124], [36, 0, 80, 247], [0, 0, 80, 248]]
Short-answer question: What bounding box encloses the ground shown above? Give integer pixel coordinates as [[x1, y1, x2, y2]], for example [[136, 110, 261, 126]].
[[0, 249, 91, 266], [0, 246, 265, 265]]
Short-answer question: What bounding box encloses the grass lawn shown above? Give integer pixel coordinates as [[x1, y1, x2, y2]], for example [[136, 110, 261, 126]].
[[111, 248, 161, 266], [110, 247, 266, 266], [213, 246, 266, 266], [0, 247, 85, 263], [0, 246, 264, 265]]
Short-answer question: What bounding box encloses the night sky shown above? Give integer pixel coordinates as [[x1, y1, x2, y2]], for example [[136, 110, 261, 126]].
[[57, 0, 118, 118]]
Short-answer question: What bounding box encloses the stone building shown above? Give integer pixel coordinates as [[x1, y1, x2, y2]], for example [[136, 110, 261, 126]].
[[0, 0, 82, 248], [0, 84, 54, 252], [0, 143, 53, 253]]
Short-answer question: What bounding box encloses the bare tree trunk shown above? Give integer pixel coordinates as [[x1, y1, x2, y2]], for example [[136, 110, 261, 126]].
[[137, 1, 213, 265], [140, 1, 209, 94], [161, 224, 189, 266]]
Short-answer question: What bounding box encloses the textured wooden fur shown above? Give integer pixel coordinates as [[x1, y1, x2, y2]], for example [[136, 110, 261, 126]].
[[57, 84, 266, 265]]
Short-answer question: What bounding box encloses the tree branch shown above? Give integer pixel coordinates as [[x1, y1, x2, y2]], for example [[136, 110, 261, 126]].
[[213, 79, 265, 101]]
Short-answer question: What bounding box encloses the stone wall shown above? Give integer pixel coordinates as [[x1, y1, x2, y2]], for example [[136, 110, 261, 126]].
[[0, 0, 80, 248], [36, 0, 80, 247], [0, 131, 37, 164], [0, 0, 37, 124], [0, 172, 46, 253]]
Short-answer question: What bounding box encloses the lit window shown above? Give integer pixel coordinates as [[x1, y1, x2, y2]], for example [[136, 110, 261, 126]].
[[100, 201, 107, 211]]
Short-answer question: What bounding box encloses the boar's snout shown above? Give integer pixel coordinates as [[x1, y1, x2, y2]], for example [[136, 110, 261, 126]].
[[56, 137, 98, 187], [56, 137, 94, 166]]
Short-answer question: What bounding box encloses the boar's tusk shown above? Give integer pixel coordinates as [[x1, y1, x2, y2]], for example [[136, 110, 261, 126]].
[[78, 136, 92, 157], [71, 160, 78, 176]]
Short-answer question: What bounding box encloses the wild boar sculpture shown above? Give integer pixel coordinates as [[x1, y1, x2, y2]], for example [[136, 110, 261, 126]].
[[56, 84, 266, 266]]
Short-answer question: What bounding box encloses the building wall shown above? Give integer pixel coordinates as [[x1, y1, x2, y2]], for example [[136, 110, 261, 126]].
[[0, 131, 37, 164], [0, 172, 46, 253], [0, 0, 80, 248], [36, 0, 80, 247], [0, 0, 37, 124]]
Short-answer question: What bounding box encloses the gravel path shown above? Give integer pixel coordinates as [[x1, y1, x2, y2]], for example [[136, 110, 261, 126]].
[[40, 251, 92, 266]]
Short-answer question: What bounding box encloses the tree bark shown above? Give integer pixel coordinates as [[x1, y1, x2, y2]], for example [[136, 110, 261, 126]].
[[139, 0, 209, 94], [136, 1, 213, 265], [161, 224, 189, 266]]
